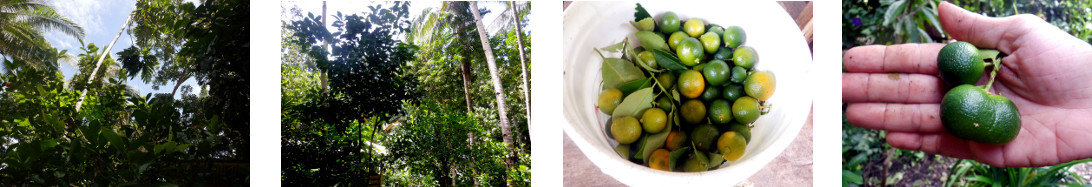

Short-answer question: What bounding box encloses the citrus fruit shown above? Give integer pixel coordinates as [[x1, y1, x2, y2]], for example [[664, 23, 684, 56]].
[[641, 108, 668, 133], [940, 84, 1021, 145], [649, 148, 672, 171], [700, 32, 721, 54], [732, 96, 761, 124], [598, 88, 623, 114], [733, 46, 757, 69], [700, 86, 721, 101], [744, 71, 776, 101], [677, 38, 705, 66], [658, 72, 676, 90], [678, 70, 705, 99], [665, 130, 689, 151], [702, 60, 731, 86], [717, 131, 747, 161], [680, 100, 706, 124], [723, 26, 746, 49], [659, 12, 681, 35], [691, 124, 720, 152], [937, 41, 985, 86], [611, 116, 642, 144], [667, 31, 688, 51], [683, 18, 705, 37], [708, 99, 733, 125], [722, 84, 744, 102]]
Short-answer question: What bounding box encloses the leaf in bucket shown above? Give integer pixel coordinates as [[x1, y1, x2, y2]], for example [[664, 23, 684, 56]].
[[652, 49, 687, 71], [616, 77, 652, 96], [639, 123, 671, 164], [668, 147, 691, 170], [612, 87, 655, 118], [602, 58, 645, 89]]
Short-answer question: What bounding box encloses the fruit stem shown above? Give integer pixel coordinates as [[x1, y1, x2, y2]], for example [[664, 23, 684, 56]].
[[760, 103, 772, 115], [983, 56, 1001, 94], [979, 49, 1004, 94]]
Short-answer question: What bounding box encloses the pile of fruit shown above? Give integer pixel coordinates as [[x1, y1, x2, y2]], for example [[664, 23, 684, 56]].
[[595, 3, 776, 172]]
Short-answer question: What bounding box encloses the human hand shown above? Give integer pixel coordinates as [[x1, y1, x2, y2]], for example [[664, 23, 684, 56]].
[[843, 2, 1092, 167]]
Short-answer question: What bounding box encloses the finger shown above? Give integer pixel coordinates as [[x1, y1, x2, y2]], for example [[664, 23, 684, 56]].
[[846, 103, 945, 133], [938, 2, 1037, 52], [842, 73, 946, 103], [886, 132, 974, 160], [843, 44, 946, 74]]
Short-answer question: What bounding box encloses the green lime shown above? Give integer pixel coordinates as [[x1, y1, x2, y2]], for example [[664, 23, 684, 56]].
[[683, 152, 708, 172], [733, 96, 761, 124], [678, 70, 705, 99], [598, 88, 623, 114], [940, 84, 1021, 145], [656, 96, 673, 111], [727, 122, 751, 143], [611, 116, 642, 144], [683, 18, 705, 37], [691, 124, 720, 152], [665, 130, 689, 151], [659, 12, 681, 35], [702, 60, 731, 86], [723, 26, 746, 49], [641, 108, 668, 133], [677, 38, 705, 66], [717, 131, 747, 161], [667, 31, 688, 51], [638, 51, 658, 69], [707, 24, 725, 36], [708, 99, 733, 125], [649, 148, 671, 171], [658, 72, 676, 90], [937, 41, 985, 86], [744, 71, 776, 101], [700, 85, 721, 101], [700, 32, 721, 54], [712, 46, 733, 61], [733, 46, 757, 69], [730, 66, 747, 84], [722, 84, 744, 102], [681, 100, 706, 124]]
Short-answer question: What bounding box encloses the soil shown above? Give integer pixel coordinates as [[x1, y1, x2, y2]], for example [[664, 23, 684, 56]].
[[860, 149, 1092, 186]]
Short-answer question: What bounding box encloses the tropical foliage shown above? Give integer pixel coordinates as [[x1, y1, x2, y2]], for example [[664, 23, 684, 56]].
[[0, 0, 249, 185], [281, 1, 531, 186]]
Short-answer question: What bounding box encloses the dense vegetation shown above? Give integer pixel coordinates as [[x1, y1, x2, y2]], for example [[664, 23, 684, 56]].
[[281, 1, 531, 186], [0, 0, 249, 185]]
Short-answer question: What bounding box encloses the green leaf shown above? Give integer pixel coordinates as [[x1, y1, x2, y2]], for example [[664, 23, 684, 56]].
[[639, 123, 671, 164], [706, 152, 725, 169], [616, 77, 652, 96], [635, 31, 668, 52], [634, 3, 651, 22], [651, 49, 687, 71], [601, 58, 645, 89], [611, 87, 655, 118], [920, 6, 944, 38], [101, 127, 125, 149], [883, 0, 907, 26], [843, 170, 864, 184], [667, 147, 691, 170]]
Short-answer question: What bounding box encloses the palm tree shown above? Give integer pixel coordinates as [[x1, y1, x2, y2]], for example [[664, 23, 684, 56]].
[[469, 2, 516, 186], [0, 0, 84, 67]]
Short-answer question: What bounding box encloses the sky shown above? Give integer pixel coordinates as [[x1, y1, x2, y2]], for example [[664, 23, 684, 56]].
[[43, 0, 202, 99]]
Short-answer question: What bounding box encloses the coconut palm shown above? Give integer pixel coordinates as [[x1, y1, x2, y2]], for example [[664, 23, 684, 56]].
[[469, 2, 516, 186], [0, 0, 85, 68]]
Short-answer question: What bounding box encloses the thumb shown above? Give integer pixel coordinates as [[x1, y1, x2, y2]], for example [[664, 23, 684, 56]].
[[938, 2, 1040, 52]]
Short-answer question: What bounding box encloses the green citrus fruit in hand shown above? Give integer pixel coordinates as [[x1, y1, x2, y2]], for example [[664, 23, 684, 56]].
[[940, 84, 1021, 145], [611, 116, 642, 144], [700, 32, 721, 54], [937, 41, 985, 86], [665, 130, 688, 151], [668, 31, 688, 51], [744, 71, 776, 101], [733, 46, 757, 69], [723, 26, 746, 49], [678, 70, 705, 99], [691, 124, 720, 152], [733, 96, 761, 124], [717, 131, 747, 161], [683, 18, 705, 37], [677, 38, 705, 66], [598, 88, 623, 114], [708, 99, 733, 125], [702, 60, 731, 86], [681, 100, 707, 124], [649, 148, 671, 171], [641, 108, 668, 133], [659, 12, 681, 35]]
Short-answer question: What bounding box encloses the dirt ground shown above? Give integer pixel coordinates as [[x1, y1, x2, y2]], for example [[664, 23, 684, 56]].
[[860, 151, 1092, 186]]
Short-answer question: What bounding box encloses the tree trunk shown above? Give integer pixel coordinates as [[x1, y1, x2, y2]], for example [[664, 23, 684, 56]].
[[169, 73, 189, 98], [510, 1, 530, 131], [319, 1, 329, 91], [460, 52, 473, 112], [469, 2, 516, 186]]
